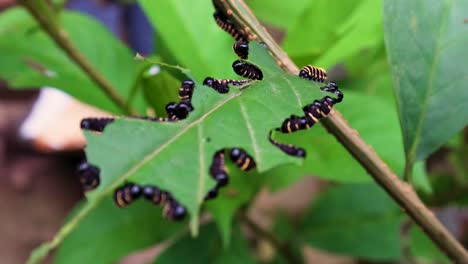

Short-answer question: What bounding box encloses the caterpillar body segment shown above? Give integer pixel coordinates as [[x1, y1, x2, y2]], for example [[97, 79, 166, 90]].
[[213, 11, 248, 42], [233, 41, 249, 59], [203, 77, 251, 94], [229, 148, 256, 171], [114, 183, 142, 208], [232, 60, 263, 80], [299, 65, 327, 82], [268, 130, 306, 158], [77, 161, 100, 191]]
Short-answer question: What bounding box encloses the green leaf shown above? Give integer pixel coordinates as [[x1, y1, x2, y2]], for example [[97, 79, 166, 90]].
[[300, 184, 404, 261], [0, 8, 145, 113], [205, 163, 262, 246], [140, 65, 181, 116], [54, 198, 183, 264], [28, 42, 339, 261], [84, 42, 333, 233], [383, 0, 468, 163], [315, 0, 383, 68], [139, 0, 238, 79], [283, 0, 383, 68], [154, 223, 254, 264], [246, 0, 310, 30]]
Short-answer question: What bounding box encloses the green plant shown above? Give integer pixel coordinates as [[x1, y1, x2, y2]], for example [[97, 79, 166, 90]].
[[1, 0, 467, 263]]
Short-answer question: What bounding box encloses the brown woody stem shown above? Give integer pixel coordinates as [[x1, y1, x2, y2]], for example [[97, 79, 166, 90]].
[[218, 0, 468, 262]]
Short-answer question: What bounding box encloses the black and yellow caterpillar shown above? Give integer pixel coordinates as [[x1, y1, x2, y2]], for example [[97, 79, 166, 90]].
[[213, 11, 248, 42], [268, 130, 306, 158], [299, 65, 327, 82], [232, 60, 263, 80], [203, 77, 251, 94], [233, 41, 249, 59], [142, 185, 186, 221], [205, 149, 229, 200], [77, 161, 100, 191], [205, 147, 257, 200], [114, 183, 142, 208], [112, 183, 187, 221], [276, 82, 344, 134], [230, 148, 256, 171]]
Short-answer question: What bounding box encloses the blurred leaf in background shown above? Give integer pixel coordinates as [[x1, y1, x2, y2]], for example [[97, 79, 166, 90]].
[[0, 8, 147, 113], [299, 184, 404, 261], [139, 0, 238, 79], [383, 0, 468, 173], [155, 223, 255, 264]]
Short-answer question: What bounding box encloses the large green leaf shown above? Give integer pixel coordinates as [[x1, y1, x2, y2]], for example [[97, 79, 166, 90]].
[[0, 8, 145, 113], [383, 0, 468, 163], [139, 0, 237, 79], [300, 184, 404, 261], [83, 42, 333, 233], [29, 40, 341, 264], [54, 198, 183, 264], [154, 223, 255, 264]]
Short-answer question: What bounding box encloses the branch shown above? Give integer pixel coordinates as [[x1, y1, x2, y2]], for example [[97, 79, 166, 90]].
[[218, 0, 468, 262], [19, 0, 135, 115], [238, 212, 301, 264]]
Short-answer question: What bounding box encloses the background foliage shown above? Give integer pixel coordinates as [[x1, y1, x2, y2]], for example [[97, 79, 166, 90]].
[[0, 0, 466, 263]]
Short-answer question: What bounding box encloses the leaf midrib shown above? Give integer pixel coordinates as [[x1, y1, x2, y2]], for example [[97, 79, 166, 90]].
[[102, 91, 243, 199], [61, 90, 242, 242]]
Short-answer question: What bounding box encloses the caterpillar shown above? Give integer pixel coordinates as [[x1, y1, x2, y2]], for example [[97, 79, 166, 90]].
[[321, 82, 343, 103], [303, 100, 326, 123], [114, 183, 142, 208], [162, 199, 187, 221], [142, 185, 186, 221], [232, 60, 263, 80], [178, 80, 195, 103], [80, 117, 115, 132], [203, 77, 251, 94], [165, 102, 193, 120], [277, 115, 311, 134], [80, 116, 178, 133], [213, 11, 248, 42], [299, 65, 327, 82], [276, 100, 328, 135], [142, 185, 170, 205], [204, 187, 219, 200], [230, 148, 256, 171], [205, 149, 230, 200], [77, 161, 100, 191], [210, 149, 229, 187], [233, 41, 249, 59], [268, 130, 306, 158]]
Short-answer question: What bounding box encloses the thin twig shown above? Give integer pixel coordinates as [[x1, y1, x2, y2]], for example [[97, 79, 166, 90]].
[[218, 0, 468, 262], [238, 212, 302, 264], [19, 0, 135, 114]]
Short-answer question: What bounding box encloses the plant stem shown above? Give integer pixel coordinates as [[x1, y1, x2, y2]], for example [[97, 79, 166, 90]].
[[19, 0, 135, 115], [238, 212, 301, 264], [219, 0, 468, 262], [403, 157, 414, 182]]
